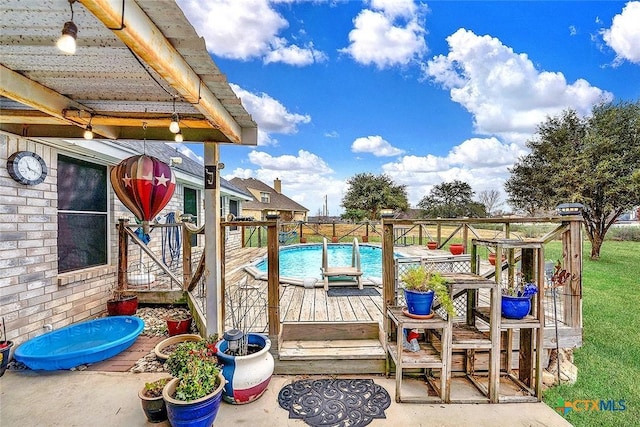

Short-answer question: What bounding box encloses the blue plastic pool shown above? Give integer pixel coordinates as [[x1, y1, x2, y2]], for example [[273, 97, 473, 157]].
[[255, 243, 398, 280], [14, 316, 144, 370]]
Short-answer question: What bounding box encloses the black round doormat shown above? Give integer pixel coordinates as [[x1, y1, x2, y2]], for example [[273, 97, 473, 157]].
[[277, 378, 391, 427]]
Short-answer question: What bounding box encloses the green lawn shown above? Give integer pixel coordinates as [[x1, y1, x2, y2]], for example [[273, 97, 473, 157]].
[[543, 240, 640, 426]]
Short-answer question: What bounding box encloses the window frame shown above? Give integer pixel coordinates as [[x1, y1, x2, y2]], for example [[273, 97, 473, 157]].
[[57, 154, 110, 273]]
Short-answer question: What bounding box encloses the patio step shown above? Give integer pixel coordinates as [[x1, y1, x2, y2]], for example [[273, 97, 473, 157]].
[[275, 321, 386, 374]]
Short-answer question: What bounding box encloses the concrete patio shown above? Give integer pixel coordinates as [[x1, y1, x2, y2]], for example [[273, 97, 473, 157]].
[[0, 369, 572, 427]]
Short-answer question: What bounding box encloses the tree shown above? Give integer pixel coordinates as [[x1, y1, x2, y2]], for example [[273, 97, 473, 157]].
[[418, 180, 486, 218], [477, 189, 503, 217], [341, 173, 409, 220], [505, 101, 640, 260], [341, 208, 368, 223]]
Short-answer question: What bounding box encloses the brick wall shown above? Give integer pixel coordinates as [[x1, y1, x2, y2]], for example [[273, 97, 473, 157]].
[[1, 133, 118, 346]]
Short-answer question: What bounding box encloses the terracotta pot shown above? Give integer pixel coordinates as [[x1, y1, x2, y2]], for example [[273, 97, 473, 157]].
[[299, 237, 307, 243], [488, 253, 506, 266], [361, 236, 369, 243], [106, 295, 138, 316], [154, 334, 203, 361], [449, 244, 464, 255], [331, 236, 338, 243], [427, 241, 437, 250], [166, 317, 192, 336]]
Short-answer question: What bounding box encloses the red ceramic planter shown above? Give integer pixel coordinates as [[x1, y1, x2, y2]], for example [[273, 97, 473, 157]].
[[166, 317, 192, 336], [106, 296, 138, 316], [449, 244, 464, 255], [427, 242, 437, 250]]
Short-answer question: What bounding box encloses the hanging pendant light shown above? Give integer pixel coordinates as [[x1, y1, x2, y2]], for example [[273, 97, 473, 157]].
[[83, 114, 94, 140], [57, 0, 78, 54], [174, 131, 183, 142], [169, 97, 180, 133]]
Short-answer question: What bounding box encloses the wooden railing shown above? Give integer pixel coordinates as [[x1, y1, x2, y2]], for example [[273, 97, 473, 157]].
[[381, 216, 584, 330]]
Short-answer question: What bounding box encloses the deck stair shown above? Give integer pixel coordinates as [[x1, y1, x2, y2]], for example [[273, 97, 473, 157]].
[[276, 321, 386, 374]]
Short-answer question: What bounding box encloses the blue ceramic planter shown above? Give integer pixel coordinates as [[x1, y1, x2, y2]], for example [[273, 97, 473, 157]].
[[404, 289, 435, 316], [501, 295, 531, 319], [163, 373, 225, 427]]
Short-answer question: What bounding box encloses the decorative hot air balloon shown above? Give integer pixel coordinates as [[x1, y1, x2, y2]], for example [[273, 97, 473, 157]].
[[110, 155, 176, 233]]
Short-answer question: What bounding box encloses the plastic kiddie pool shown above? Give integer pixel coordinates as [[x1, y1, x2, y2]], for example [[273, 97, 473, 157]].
[[14, 316, 144, 370]]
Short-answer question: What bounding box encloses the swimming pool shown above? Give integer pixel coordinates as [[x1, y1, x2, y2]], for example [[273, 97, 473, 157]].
[[254, 243, 394, 280]]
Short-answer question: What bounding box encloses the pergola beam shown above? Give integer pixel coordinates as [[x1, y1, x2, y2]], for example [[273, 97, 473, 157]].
[[0, 65, 118, 139], [81, 0, 251, 144]]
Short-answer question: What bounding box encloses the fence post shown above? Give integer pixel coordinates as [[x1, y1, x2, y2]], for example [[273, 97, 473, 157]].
[[267, 222, 280, 337], [117, 218, 129, 294], [382, 221, 395, 318], [182, 222, 192, 288]]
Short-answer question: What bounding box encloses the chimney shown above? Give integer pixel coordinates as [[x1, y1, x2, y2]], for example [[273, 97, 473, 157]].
[[274, 178, 282, 193]]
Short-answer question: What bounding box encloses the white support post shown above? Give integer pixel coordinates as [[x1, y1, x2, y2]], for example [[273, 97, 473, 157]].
[[203, 142, 222, 336]]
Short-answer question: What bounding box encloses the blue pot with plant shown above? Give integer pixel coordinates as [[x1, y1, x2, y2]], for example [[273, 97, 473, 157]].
[[163, 336, 226, 427], [400, 267, 455, 318], [501, 281, 537, 319]]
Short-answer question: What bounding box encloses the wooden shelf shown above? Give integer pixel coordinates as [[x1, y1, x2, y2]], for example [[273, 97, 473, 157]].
[[475, 307, 543, 329], [451, 323, 492, 350], [387, 342, 443, 368], [386, 306, 450, 403]]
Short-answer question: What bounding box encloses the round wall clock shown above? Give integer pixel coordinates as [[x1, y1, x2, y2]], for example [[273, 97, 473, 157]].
[[6, 151, 48, 185]]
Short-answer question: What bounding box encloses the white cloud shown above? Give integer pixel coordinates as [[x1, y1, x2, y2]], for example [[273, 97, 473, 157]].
[[177, 0, 326, 66], [224, 150, 346, 215], [264, 40, 328, 66], [351, 135, 405, 157], [230, 84, 311, 146], [248, 150, 334, 174], [425, 29, 612, 143], [382, 137, 523, 208], [601, 1, 640, 65], [340, 2, 428, 69]]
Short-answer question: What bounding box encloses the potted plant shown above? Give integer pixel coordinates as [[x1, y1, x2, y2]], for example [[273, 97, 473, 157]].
[[400, 267, 455, 318], [0, 317, 13, 377], [163, 336, 225, 427], [449, 243, 464, 255], [488, 251, 506, 266], [215, 330, 274, 404], [154, 334, 203, 362], [166, 310, 193, 336], [427, 241, 437, 250], [106, 291, 138, 316], [138, 377, 171, 423], [501, 273, 538, 319]]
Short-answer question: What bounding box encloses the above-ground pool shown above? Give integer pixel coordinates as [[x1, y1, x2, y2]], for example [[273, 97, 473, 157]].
[[14, 316, 144, 370], [254, 243, 398, 281]]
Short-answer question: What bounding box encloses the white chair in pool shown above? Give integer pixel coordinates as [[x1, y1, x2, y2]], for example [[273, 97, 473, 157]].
[[321, 237, 363, 291]]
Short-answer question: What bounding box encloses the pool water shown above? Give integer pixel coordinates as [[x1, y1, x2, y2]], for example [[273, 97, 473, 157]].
[[255, 243, 389, 279]]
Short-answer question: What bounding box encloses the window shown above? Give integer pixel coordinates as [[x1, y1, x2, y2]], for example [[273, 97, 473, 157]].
[[57, 155, 108, 273], [260, 192, 270, 203], [229, 199, 238, 231]]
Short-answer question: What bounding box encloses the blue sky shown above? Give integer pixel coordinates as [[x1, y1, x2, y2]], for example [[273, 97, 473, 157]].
[[174, 0, 640, 216]]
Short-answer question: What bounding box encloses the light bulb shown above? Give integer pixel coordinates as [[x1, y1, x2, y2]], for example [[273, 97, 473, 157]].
[[57, 21, 77, 54], [169, 113, 180, 133], [174, 131, 183, 142], [83, 125, 93, 140]]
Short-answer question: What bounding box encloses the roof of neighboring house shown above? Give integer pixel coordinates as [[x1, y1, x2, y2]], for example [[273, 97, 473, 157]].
[[111, 140, 251, 199], [230, 177, 309, 213]]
